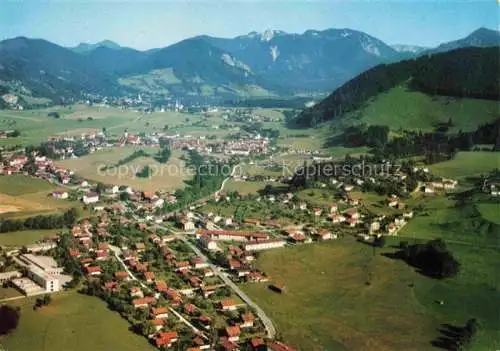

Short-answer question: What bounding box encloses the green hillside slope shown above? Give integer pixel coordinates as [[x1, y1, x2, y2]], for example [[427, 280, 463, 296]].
[[294, 47, 499, 129], [329, 85, 499, 132]]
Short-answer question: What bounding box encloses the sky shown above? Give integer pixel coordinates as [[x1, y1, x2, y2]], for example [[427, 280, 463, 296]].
[[1, 0, 498, 50]]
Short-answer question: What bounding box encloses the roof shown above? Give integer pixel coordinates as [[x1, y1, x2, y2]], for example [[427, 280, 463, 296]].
[[85, 266, 101, 274], [200, 229, 269, 239], [133, 296, 156, 306], [225, 326, 241, 337], [251, 338, 265, 348], [155, 280, 168, 291], [269, 341, 297, 351], [155, 331, 178, 347], [152, 307, 169, 316], [242, 312, 255, 323], [220, 299, 237, 308], [150, 318, 166, 327]]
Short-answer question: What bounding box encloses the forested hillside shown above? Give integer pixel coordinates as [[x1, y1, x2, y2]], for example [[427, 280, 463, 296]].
[[293, 47, 499, 127]]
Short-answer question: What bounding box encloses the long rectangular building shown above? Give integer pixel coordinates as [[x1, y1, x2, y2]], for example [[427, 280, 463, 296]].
[[243, 239, 286, 251], [199, 230, 270, 242]]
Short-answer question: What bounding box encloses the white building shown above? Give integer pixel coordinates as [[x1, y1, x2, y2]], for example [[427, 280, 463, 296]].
[[83, 192, 100, 204], [16, 254, 72, 294], [243, 239, 286, 251], [0, 270, 22, 283], [52, 191, 68, 200], [199, 235, 218, 251]]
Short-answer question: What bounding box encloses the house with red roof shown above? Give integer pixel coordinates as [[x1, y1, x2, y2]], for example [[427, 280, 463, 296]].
[[84, 266, 101, 276], [150, 318, 167, 332], [114, 271, 130, 281], [130, 287, 144, 298], [144, 271, 155, 283], [155, 280, 168, 293], [220, 299, 239, 311], [154, 331, 178, 348], [225, 326, 241, 342], [240, 312, 255, 328], [132, 296, 156, 308], [151, 307, 169, 319]]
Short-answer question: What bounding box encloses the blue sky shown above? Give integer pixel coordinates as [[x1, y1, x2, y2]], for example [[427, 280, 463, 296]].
[[1, 0, 498, 50]]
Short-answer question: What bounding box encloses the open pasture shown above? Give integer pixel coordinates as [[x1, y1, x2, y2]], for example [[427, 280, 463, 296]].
[[54, 147, 191, 191]]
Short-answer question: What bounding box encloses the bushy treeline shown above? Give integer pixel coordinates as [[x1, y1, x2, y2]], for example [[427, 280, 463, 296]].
[[164, 151, 229, 211], [154, 146, 172, 164], [337, 119, 500, 162], [0, 208, 77, 233], [114, 149, 150, 167], [294, 47, 499, 127]]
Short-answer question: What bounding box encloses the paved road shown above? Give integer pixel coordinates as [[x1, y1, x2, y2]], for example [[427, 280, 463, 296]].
[[128, 163, 277, 339], [156, 224, 277, 340], [109, 245, 208, 339]]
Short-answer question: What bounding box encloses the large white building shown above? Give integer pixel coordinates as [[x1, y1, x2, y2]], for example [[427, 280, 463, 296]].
[[243, 239, 286, 251], [199, 230, 269, 242], [16, 254, 72, 294]]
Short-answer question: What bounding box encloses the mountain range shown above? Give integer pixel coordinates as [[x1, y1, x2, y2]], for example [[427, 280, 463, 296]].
[[0, 27, 498, 105]]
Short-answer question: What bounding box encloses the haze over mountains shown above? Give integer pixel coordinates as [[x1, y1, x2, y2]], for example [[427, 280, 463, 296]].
[[0, 27, 498, 104]]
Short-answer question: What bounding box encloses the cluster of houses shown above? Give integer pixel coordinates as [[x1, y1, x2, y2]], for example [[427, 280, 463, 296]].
[[167, 136, 269, 156], [422, 178, 459, 194], [68, 215, 291, 350]]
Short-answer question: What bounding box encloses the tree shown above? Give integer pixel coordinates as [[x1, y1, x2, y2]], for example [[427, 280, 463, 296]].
[[120, 192, 130, 201], [42, 294, 52, 305], [96, 182, 106, 194], [0, 305, 20, 335]]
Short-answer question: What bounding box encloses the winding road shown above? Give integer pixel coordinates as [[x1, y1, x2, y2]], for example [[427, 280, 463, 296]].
[[128, 162, 277, 339], [109, 244, 208, 339]]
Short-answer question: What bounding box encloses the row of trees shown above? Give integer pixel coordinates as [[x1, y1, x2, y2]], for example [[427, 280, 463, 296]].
[[337, 118, 500, 163], [103, 149, 150, 170], [0, 208, 77, 233]]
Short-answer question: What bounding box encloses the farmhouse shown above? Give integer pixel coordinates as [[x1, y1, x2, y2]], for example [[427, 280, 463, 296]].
[[52, 191, 68, 200], [220, 299, 239, 311], [83, 192, 100, 205]]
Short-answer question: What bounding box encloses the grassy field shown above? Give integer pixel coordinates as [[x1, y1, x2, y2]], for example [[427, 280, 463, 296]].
[[0, 287, 23, 300], [476, 203, 500, 225], [54, 147, 190, 191], [223, 180, 284, 195], [244, 233, 500, 351], [0, 292, 155, 351], [428, 152, 500, 180], [0, 105, 211, 146], [0, 229, 61, 247], [0, 175, 76, 218], [242, 180, 500, 351], [338, 86, 499, 132]]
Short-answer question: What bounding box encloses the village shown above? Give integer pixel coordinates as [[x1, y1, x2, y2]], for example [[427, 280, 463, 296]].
[[0, 140, 480, 351]]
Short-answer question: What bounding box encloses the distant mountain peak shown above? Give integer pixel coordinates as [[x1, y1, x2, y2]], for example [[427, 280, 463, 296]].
[[70, 40, 122, 53], [242, 29, 286, 41], [391, 44, 429, 54]]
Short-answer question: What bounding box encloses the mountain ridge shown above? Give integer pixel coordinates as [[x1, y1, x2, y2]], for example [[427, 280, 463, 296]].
[[0, 27, 498, 105]]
